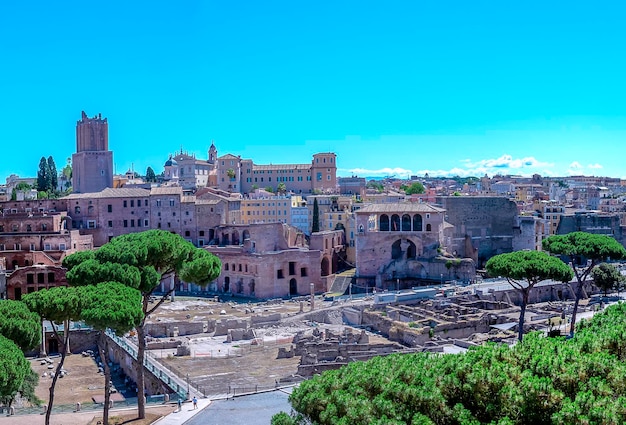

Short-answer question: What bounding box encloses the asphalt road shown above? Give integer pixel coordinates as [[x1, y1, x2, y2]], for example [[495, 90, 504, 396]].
[[184, 389, 293, 425]]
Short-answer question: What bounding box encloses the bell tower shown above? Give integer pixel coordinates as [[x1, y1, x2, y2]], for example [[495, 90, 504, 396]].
[[71, 111, 114, 193]]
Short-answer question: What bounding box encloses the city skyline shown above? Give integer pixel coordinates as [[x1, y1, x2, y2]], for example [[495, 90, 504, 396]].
[[2, 2, 626, 183]]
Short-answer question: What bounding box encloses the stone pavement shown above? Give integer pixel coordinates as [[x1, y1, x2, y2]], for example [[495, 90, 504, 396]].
[[0, 403, 174, 425], [153, 397, 211, 425]]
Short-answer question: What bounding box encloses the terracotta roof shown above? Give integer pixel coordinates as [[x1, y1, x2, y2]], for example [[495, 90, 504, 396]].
[[62, 188, 150, 199], [150, 187, 183, 195], [356, 203, 445, 214]]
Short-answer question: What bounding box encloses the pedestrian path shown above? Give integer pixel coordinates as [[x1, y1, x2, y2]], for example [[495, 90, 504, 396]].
[[153, 397, 211, 425]]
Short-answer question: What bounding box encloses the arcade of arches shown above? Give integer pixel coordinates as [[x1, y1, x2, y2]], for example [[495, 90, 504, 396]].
[[379, 213, 431, 232]]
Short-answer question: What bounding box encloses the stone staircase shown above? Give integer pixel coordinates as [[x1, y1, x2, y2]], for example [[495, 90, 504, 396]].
[[327, 269, 356, 296]]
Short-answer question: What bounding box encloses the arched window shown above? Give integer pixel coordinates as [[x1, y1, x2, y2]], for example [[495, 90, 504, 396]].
[[391, 215, 400, 231], [426, 223, 432, 231], [401, 214, 411, 231], [379, 214, 390, 231], [413, 214, 423, 231]]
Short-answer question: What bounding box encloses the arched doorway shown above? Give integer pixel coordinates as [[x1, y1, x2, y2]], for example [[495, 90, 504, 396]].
[[232, 230, 240, 245], [321, 257, 330, 276], [289, 278, 298, 296], [392, 240, 403, 260], [224, 277, 230, 293]]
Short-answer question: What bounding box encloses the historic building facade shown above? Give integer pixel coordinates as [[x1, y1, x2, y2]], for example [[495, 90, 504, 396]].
[[354, 203, 474, 290]]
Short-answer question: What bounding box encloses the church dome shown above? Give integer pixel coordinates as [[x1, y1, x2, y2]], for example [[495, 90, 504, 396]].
[[164, 156, 178, 167]]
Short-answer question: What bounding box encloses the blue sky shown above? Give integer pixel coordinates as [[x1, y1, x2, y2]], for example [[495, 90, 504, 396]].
[[1, 1, 626, 182]]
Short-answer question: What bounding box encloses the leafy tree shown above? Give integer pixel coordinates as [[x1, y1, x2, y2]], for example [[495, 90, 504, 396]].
[[15, 182, 32, 191], [145, 166, 156, 183], [591, 263, 625, 296], [63, 230, 221, 419], [226, 168, 236, 179], [61, 158, 72, 190], [23, 287, 83, 425], [0, 300, 40, 409], [486, 250, 573, 341], [366, 180, 384, 193], [0, 335, 31, 405], [47, 156, 58, 192], [37, 156, 51, 192], [312, 198, 320, 233], [265, 186, 275, 193], [80, 283, 143, 425], [279, 302, 626, 424], [0, 299, 41, 352], [277, 182, 287, 194], [543, 232, 626, 337], [403, 182, 425, 195], [10, 188, 16, 201]]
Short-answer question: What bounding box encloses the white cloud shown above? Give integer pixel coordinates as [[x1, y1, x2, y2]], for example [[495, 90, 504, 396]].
[[569, 161, 583, 169], [465, 154, 553, 170], [588, 163, 603, 169], [343, 167, 413, 178]]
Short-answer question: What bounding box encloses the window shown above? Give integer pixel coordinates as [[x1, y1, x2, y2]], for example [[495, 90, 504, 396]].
[[199, 230, 205, 237], [48, 273, 55, 283], [145, 199, 149, 206], [156, 199, 162, 207], [225, 263, 229, 271], [44, 244, 51, 251], [87, 220, 96, 229], [123, 220, 128, 228], [169, 199, 175, 206], [12, 224, 18, 232], [289, 262, 296, 276], [41, 224, 47, 231], [130, 200, 134, 207], [123, 200, 127, 208], [107, 204, 112, 213], [185, 230, 190, 237], [75, 206, 81, 214], [14, 243, 21, 250], [108, 220, 113, 228], [26, 224, 32, 232], [27, 274, 34, 284], [144, 219, 149, 227], [59, 243, 66, 251], [131, 219, 135, 227], [277, 269, 284, 279], [38, 273, 45, 283], [29, 243, 35, 251]]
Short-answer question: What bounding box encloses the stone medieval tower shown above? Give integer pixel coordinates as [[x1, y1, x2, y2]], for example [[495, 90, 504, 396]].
[[71, 111, 113, 193]]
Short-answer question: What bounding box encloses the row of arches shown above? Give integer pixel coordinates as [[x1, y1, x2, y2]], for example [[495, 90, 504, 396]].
[[379, 214, 431, 232]]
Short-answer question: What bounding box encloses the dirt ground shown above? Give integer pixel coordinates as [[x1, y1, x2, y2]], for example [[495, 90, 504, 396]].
[[31, 354, 108, 406]]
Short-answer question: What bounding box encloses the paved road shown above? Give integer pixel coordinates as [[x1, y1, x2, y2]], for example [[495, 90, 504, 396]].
[[184, 389, 293, 425]]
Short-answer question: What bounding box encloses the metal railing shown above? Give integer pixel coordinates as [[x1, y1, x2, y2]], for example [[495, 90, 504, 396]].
[[106, 330, 200, 399]]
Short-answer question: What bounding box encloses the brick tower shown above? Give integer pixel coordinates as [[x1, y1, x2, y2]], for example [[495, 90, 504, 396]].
[[71, 111, 113, 193]]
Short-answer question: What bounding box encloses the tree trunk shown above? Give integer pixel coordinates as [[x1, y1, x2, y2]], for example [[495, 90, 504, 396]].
[[45, 328, 69, 425], [569, 284, 584, 338], [518, 291, 529, 342], [136, 297, 149, 419], [98, 332, 112, 425]]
